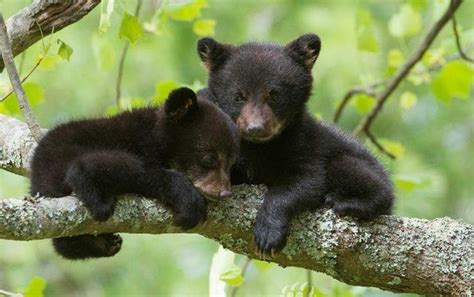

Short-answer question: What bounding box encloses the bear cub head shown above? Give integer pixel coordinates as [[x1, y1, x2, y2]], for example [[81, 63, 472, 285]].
[[161, 87, 240, 200], [197, 33, 320, 143]]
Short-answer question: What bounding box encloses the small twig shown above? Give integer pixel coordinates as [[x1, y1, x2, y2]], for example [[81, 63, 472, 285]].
[[0, 58, 43, 102], [333, 87, 377, 123], [352, 0, 463, 136], [0, 289, 23, 297], [229, 257, 252, 297], [0, 13, 42, 142], [364, 129, 396, 159], [115, 0, 143, 107], [451, 15, 474, 63]]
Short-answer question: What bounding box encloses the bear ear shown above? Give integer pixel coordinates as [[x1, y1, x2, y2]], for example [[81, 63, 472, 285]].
[[285, 33, 321, 71], [165, 87, 198, 122], [197, 37, 232, 71]]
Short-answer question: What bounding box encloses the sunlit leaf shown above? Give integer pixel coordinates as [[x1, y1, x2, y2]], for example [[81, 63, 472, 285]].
[[37, 54, 61, 71], [388, 49, 404, 68], [388, 5, 422, 38], [431, 60, 474, 103], [167, 0, 208, 22], [400, 91, 417, 110], [193, 19, 216, 36], [409, 0, 428, 10], [422, 49, 445, 67], [394, 175, 430, 192], [219, 264, 244, 287], [23, 276, 46, 297], [252, 259, 273, 272], [1, 82, 44, 115], [119, 12, 143, 43], [355, 9, 379, 53], [56, 39, 73, 61], [93, 36, 116, 70], [350, 94, 376, 114], [209, 246, 236, 297], [105, 105, 121, 116], [379, 139, 406, 158], [99, 0, 115, 33], [154, 80, 181, 105]]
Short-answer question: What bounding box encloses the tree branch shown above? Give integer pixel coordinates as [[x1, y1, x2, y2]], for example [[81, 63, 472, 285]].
[[0, 0, 101, 72], [452, 15, 474, 63], [0, 14, 43, 143], [0, 115, 473, 295], [352, 0, 464, 136], [0, 189, 472, 296]]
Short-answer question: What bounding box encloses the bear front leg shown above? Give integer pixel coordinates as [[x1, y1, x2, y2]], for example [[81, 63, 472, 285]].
[[253, 170, 327, 256], [136, 167, 208, 230], [65, 150, 145, 221]]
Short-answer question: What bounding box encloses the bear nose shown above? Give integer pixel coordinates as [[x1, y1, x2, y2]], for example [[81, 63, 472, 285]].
[[219, 189, 232, 198], [246, 123, 265, 137]]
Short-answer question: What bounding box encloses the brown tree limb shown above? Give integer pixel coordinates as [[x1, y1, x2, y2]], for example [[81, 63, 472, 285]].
[[0, 113, 473, 296], [0, 0, 101, 72], [0, 14, 43, 142], [352, 0, 464, 136]]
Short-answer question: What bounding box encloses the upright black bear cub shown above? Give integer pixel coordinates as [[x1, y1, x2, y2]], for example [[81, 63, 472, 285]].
[[30, 87, 239, 259], [197, 34, 394, 254]]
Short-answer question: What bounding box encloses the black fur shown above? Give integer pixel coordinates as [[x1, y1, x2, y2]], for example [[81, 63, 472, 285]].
[[30, 87, 239, 259], [197, 34, 394, 253]]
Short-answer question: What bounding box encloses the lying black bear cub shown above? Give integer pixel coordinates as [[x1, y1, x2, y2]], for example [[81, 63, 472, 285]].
[[197, 34, 394, 254], [30, 87, 239, 260]]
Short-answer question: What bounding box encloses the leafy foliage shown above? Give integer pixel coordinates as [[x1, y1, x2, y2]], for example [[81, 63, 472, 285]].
[[119, 12, 143, 43], [22, 276, 46, 297]]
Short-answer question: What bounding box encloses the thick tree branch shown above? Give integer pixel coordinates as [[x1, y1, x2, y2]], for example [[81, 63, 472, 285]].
[[0, 190, 472, 296], [352, 0, 463, 136], [0, 0, 100, 72], [1, 115, 473, 295]]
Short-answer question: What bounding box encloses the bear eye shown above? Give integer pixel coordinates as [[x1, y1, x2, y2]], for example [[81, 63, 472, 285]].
[[269, 90, 280, 104], [201, 155, 218, 169], [234, 93, 246, 104]]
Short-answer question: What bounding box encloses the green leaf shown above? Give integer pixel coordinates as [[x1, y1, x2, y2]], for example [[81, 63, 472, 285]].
[[23, 276, 46, 297], [388, 5, 422, 38], [388, 49, 404, 68], [252, 259, 273, 272], [1, 82, 44, 115], [56, 39, 73, 61], [355, 9, 379, 53], [37, 54, 61, 71], [350, 94, 376, 114], [422, 49, 445, 67], [409, 0, 428, 10], [192, 19, 216, 36], [379, 139, 406, 158], [119, 12, 143, 43], [400, 91, 417, 110], [394, 175, 430, 192], [431, 60, 474, 103], [92, 36, 116, 70], [167, 0, 207, 22], [154, 80, 181, 105], [99, 0, 115, 33], [219, 265, 244, 287], [105, 105, 121, 116]]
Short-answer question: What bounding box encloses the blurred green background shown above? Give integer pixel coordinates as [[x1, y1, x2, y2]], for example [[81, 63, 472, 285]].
[[0, 0, 472, 296]]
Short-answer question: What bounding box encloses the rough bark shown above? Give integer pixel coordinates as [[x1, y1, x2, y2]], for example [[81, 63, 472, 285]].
[[0, 114, 473, 295], [1, 0, 101, 71]]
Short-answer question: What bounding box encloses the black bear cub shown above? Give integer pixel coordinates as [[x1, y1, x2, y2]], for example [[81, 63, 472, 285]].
[[197, 34, 394, 254], [30, 87, 239, 260]]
